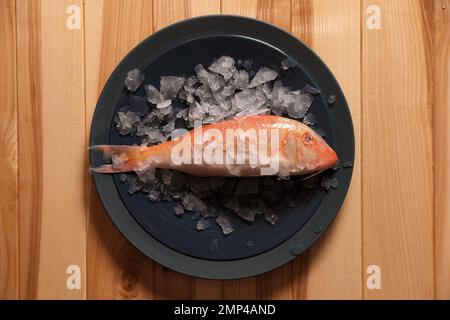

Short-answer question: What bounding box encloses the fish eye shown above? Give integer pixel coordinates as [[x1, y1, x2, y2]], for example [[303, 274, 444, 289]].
[[302, 132, 316, 145]]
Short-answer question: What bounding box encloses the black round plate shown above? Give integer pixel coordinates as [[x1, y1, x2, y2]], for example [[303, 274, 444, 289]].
[[90, 15, 354, 279]]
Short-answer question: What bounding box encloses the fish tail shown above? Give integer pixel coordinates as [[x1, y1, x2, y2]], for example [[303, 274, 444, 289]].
[[89, 145, 146, 173]]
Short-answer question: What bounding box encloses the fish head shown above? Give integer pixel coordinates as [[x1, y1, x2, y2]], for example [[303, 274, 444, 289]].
[[298, 125, 338, 171]]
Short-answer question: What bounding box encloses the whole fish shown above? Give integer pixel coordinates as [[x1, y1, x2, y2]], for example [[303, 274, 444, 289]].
[[90, 115, 338, 177]]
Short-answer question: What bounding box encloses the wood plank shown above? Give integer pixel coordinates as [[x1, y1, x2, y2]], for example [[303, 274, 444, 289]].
[[362, 0, 435, 299], [221, 0, 292, 300], [153, 0, 187, 31], [0, 0, 18, 300], [434, 0, 450, 300], [17, 0, 86, 299], [292, 0, 362, 299], [84, 0, 155, 299]]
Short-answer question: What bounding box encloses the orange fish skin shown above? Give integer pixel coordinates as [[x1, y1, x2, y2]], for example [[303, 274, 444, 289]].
[[90, 115, 338, 177]]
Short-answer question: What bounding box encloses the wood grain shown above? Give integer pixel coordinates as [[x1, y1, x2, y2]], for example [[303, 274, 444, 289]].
[[292, 0, 362, 299], [0, 0, 18, 300], [362, 0, 435, 299], [85, 0, 155, 299], [434, 0, 450, 300], [0, 0, 444, 299], [17, 0, 43, 299], [17, 0, 86, 299]]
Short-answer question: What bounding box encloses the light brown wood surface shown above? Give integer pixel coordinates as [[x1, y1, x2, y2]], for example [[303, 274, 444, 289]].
[[434, 0, 450, 300], [362, 0, 435, 299], [0, 0, 18, 300], [0, 0, 448, 300], [16, 0, 86, 299]]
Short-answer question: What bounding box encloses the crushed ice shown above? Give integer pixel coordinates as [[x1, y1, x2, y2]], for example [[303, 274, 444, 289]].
[[124, 68, 145, 92], [116, 55, 335, 236]]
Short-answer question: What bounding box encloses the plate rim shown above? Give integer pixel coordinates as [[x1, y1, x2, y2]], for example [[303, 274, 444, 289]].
[[89, 14, 355, 280]]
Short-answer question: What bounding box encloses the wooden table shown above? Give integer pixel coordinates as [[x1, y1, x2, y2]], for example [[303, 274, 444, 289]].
[[1, 0, 448, 300]]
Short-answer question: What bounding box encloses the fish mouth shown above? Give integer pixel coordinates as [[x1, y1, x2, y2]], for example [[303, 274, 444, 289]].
[[316, 147, 338, 170]]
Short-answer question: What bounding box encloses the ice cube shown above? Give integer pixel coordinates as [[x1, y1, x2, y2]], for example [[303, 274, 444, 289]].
[[188, 101, 206, 127], [187, 176, 210, 195], [332, 159, 341, 170], [181, 192, 207, 214], [153, 104, 173, 120], [134, 166, 155, 183], [194, 84, 214, 102], [196, 218, 210, 231], [195, 64, 225, 91], [124, 68, 145, 92], [303, 112, 316, 125], [236, 107, 270, 117], [261, 83, 272, 99], [233, 88, 255, 112], [209, 238, 219, 252], [173, 204, 184, 216], [208, 56, 237, 81], [216, 215, 234, 235], [302, 84, 321, 95], [144, 84, 165, 104], [147, 190, 160, 202], [249, 67, 278, 88], [195, 64, 210, 83], [183, 75, 199, 92], [321, 176, 339, 190], [223, 196, 239, 213], [175, 108, 188, 120], [160, 76, 185, 99], [342, 161, 353, 168], [126, 175, 144, 194], [264, 209, 279, 225], [270, 80, 290, 115], [316, 128, 327, 137], [156, 99, 172, 109], [208, 73, 225, 91], [281, 58, 297, 70], [115, 111, 140, 135], [213, 85, 235, 105], [285, 93, 313, 119], [161, 120, 176, 138], [232, 70, 249, 90], [178, 89, 193, 102], [170, 128, 188, 140], [140, 112, 161, 128], [136, 125, 166, 144], [238, 206, 257, 223], [160, 169, 173, 185], [237, 59, 253, 71], [327, 94, 336, 105], [234, 178, 259, 195]]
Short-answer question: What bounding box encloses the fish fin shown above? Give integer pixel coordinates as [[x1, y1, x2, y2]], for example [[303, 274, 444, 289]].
[[89, 145, 145, 173], [301, 169, 326, 181], [90, 164, 124, 173]]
